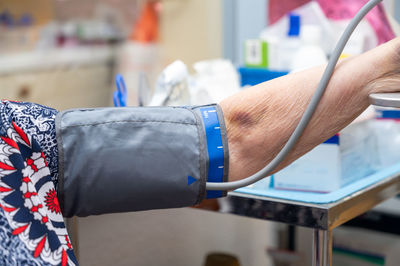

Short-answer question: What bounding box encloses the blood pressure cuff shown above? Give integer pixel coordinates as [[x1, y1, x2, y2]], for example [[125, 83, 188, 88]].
[[55, 105, 229, 217]]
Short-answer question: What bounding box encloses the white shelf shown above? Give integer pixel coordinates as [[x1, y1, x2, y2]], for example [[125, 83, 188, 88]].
[[0, 46, 115, 75]]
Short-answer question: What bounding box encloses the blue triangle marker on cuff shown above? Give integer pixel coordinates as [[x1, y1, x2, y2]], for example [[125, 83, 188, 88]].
[[188, 176, 197, 186]]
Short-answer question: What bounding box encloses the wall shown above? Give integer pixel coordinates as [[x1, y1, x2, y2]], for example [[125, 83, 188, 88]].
[[0, 0, 54, 25], [160, 0, 223, 67], [223, 0, 268, 65], [395, 0, 400, 22]]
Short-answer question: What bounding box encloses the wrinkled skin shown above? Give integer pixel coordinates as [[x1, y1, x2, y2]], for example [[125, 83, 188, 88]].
[[222, 37, 400, 183]]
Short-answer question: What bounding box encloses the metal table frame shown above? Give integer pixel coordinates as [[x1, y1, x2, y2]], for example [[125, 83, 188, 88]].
[[64, 173, 400, 265], [218, 173, 400, 266]]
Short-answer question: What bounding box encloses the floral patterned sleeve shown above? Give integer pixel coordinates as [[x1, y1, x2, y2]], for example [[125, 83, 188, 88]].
[[0, 100, 77, 265]]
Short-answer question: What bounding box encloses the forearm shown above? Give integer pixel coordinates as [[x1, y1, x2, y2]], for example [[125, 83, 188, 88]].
[[222, 38, 400, 182]]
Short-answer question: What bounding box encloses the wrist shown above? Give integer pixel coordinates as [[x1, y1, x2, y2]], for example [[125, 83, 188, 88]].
[[363, 37, 400, 94]]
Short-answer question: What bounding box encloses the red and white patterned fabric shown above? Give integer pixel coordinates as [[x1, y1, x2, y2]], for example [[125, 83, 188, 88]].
[[0, 101, 77, 265]]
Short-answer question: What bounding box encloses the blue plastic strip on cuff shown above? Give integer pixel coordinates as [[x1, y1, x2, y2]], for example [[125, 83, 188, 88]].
[[200, 106, 225, 199]]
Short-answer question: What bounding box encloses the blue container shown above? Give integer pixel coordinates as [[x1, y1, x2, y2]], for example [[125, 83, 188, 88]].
[[238, 67, 288, 87]]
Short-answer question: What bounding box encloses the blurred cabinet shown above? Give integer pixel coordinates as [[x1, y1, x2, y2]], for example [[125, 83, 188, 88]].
[[0, 65, 112, 110], [0, 46, 115, 110]]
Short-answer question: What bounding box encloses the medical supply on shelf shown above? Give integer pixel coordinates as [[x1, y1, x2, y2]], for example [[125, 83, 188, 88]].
[[244, 39, 268, 68], [133, 59, 240, 107], [274, 121, 376, 193], [257, 13, 302, 71], [261, 2, 334, 71], [277, 13, 302, 71], [138, 73, 151, 107], [116, 1, 160, 106], [113, 74, 127, 107], [238, 67, 288, 87], [370, 109, 400, 169], [257, 10, 331, 72], [291, 25, 328, 72], [149, 60, 190, 106], [191, 59, 241, 105], [331, 19, 377, 56]]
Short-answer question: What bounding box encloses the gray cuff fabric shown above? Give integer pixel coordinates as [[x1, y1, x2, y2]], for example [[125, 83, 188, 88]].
[[56, 104, 228, 217]]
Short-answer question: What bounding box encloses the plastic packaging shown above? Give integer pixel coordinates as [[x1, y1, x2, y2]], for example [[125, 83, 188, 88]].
[[330, 19, 377, 56], [261, 2, 336, 59], [149, 60, 191, 106], [291, 25, 328, 71], [277, 13, 301, 71], [244, 39, 268, 68], [369, 109, 400, 169], [273, 121, 376, 193], [190, 59, 241, 105]]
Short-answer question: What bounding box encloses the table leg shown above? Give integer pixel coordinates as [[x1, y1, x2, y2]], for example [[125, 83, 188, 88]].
[[312, 229, 332, 266]]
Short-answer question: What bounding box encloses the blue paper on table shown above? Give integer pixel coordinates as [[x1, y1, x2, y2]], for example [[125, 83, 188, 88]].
[[235, 163, 400, 204]]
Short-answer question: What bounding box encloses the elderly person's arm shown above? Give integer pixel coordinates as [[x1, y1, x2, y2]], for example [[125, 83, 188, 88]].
[[222, 37, 400, 182], [4, 39, 399, 218]]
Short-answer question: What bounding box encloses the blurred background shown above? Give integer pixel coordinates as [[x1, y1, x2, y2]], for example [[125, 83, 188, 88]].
[[2, 0, 400, 265]]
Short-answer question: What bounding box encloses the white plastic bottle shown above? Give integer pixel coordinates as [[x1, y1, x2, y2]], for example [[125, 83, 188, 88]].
[[277, 13, 301, 71], [291, 25, 328, 72]]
